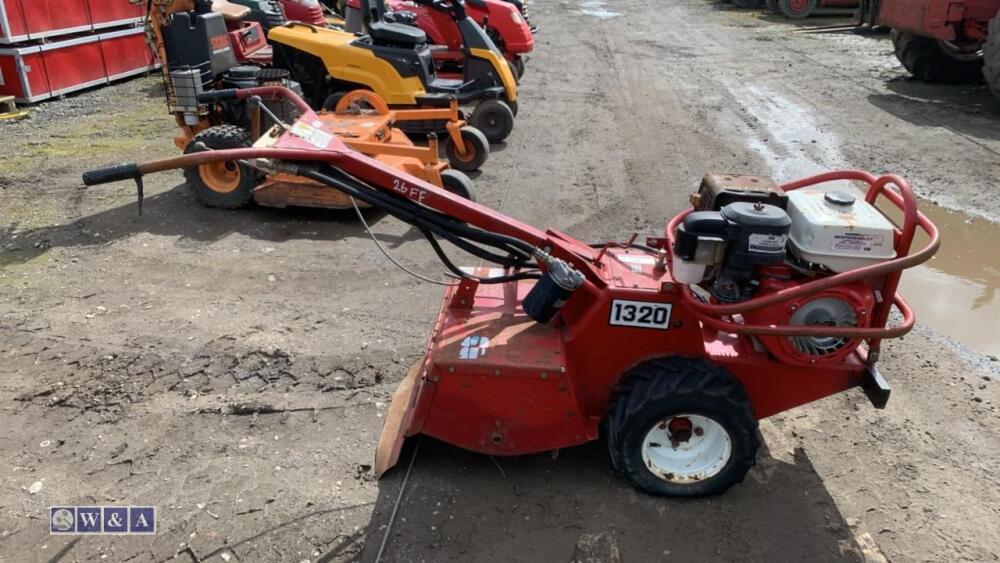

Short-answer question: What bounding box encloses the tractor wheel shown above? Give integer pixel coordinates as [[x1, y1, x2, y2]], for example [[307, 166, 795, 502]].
[[606, 356, 759, 497], [469, 99, 515, 143], [508, 60, 521, 85], [764, 0, 778, 13], [513, 57, 526, 80], [444, 127, 490, 172], [322, 92, 345, 112], [439, 169, 478, 202], [776, 0, 816, 18], [730, 0, 763, 8], [891, 30, 985, 83], [984, 16, 1000, 98], [183, 126, 258, 209]]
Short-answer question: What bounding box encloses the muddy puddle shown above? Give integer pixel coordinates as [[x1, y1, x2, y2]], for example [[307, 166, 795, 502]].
[[884, 201, 1000, 357]]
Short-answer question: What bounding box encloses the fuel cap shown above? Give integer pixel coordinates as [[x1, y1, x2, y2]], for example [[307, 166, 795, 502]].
[[824, 191, 855, 206]]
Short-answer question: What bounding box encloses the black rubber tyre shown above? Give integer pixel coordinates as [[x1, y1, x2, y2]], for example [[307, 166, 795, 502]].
[[444, 127, 490, 171], [322, 92, 346, 112], [764, 0, 779, 13], [606, 356, 759, 498], [508, 98, 518, 117], [891, 30, 985, 83], [777, 0, 816, 18], [469, 99, 515, 143], [513, 57, 525, 80], [507, 60, 521, 85], [183, 126, 257, 209], [984, 16, 1000, 98], [439, 169, 478, 202], [731, 0, 763, 8]]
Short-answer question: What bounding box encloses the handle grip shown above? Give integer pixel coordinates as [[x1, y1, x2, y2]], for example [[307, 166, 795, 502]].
[[82, 163, 142, 186], [196, 89, 239, 104]]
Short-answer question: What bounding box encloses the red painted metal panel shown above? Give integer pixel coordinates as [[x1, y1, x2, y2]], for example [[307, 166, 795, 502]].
[[0, 46, 51, 102], [0, 0, 29, 42], [99, 28, 155, 80], [88, 0, 145, 30], [7, 0, 92, 41], [875, 0, 1000, 40], [38, 35, 106, 95]]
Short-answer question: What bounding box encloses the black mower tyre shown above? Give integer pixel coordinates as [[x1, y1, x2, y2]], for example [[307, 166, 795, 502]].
[[730, 0, 763, 8], [183, 126, 257, 209], [322, 92, 346, 112], [513, 57, 526, 80], [507, 60, 521, 85], [891, 30, 985, 83], [606, 356, 759, 498], [984, 16, 1000, 98], [764, 0, 778, 12], [439, 169, 478, 202], [776, 0, 816, 18], [469, 99, 515, 143], [444, 127, 490, 172]]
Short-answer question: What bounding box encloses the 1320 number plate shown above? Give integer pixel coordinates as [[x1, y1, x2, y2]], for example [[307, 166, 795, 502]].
[[609, 299, 672, 330]]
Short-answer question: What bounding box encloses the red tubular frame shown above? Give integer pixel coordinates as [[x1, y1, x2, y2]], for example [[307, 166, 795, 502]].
[[665, 170, 940, 355]]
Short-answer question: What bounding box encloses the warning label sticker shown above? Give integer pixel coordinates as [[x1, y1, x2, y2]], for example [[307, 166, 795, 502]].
[[617, 254, 656, 265], [832, 232, 885, 253], [748, 233, 787, 254], [290, 122, 334, 149]]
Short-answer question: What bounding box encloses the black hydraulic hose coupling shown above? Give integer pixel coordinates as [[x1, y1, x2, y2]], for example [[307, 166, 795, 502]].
[[523, 258, 585, 323]]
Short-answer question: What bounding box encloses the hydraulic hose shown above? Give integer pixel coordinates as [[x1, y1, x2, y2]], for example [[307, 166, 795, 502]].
[[296, 167, 541, 279]]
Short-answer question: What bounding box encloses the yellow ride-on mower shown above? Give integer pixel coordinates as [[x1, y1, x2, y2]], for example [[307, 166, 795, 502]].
[[268, 0, 519, 143]]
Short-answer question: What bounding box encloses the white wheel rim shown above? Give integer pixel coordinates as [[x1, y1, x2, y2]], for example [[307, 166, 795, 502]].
[[641, 414, 732, 484]]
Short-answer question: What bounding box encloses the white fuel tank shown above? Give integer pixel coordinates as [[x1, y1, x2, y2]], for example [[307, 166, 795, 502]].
[[786, 189, 896, 273]]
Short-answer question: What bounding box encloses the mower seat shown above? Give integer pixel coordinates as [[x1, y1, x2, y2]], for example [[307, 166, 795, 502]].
[[213, 0, 253, 21], [383, 10, 418, 26], [368, 20, 426, 46]]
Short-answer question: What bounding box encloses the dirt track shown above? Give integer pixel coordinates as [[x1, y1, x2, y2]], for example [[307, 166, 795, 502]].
[[2, 1, 1000, 562]]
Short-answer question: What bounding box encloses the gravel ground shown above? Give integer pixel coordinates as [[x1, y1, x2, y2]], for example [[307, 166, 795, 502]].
[[1, 1, 999, 562]]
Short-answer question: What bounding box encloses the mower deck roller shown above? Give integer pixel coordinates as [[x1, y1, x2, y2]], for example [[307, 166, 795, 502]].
[[84, 87, 939, 497]]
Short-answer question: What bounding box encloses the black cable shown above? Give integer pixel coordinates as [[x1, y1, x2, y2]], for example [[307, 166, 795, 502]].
[[297, 166, 541, 278], [423, 230, 541, 284]]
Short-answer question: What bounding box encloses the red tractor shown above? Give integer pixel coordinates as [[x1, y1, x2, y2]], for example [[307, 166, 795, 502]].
[[860, 0, 1000, 96]]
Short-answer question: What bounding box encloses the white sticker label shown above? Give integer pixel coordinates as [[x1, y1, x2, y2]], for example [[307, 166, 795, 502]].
[[290, 122, 334, 149], [832, 232, 885, 253], [617, 254, 656, 265], [748, 233, 787, 254], [459, 335, 490, 359], [0, 67, 5, 87], [609, 300, 672, 330]]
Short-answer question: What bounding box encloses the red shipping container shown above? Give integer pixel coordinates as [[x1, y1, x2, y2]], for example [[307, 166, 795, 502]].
[[0, 27, 155, 102], [0, 0, 92, 44]]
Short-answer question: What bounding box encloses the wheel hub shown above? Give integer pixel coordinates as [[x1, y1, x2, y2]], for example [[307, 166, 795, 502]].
[[642, 414, 732, 483], [199, 161, 241, 194]]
